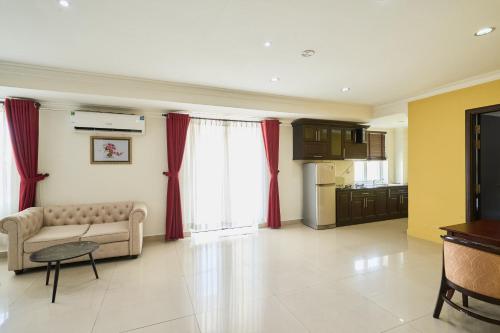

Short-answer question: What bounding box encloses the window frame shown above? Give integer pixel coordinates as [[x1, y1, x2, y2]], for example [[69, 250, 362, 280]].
[[354, 160, 388, 184]]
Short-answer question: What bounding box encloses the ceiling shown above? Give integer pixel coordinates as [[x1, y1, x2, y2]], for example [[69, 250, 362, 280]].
[[0, 0, 499, 106]]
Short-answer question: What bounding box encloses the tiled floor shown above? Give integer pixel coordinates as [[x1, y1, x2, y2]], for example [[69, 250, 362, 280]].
[[0, 219, 499, 332]]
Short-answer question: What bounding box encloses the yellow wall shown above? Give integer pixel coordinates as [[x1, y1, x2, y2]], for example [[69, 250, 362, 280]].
[[408, 79, 500, 243]]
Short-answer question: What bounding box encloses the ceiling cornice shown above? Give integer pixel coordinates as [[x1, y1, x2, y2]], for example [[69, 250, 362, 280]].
[[375, 70, 500, 114], [0, 61, 372, 122]]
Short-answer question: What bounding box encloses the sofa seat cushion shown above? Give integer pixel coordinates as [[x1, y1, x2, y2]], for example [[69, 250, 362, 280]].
[[81, 221, 129, 244], [24, 224, 90, 253]]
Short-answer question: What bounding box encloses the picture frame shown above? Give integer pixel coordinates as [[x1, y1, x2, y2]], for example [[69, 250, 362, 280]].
[[90, 136, 132, 164]]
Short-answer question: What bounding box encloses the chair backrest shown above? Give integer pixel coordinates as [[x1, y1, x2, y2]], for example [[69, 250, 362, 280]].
[[443, 236, 500, 300], [43, 202, 133, 226]]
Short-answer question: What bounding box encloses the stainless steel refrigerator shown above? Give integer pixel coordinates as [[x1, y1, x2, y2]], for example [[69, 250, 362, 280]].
[[303, 163, 336, 229]]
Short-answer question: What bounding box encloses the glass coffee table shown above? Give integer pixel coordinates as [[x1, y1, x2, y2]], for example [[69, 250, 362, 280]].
[[29, 241, 100, 303]]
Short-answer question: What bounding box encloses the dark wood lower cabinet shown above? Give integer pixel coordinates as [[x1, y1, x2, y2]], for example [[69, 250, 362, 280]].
[[388, 194, 400, 218], [336, 186, 408, 227], [336, 191, 351, 225], [350, 196, 365, 224], [374, 189, 388, 219]]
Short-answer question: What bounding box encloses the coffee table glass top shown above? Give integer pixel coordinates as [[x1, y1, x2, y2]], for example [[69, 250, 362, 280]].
[[30, 241, 99, 262]]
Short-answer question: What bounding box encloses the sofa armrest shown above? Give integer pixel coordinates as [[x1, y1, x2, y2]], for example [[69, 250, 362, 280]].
[[0, 207, 44, 271], [129, 202, 147, 225], [128, 202, 147, 256], [0, 207, 44, 239]]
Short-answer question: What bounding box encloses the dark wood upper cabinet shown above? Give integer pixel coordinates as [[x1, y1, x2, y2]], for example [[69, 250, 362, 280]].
[[329, 128, 343, 160], [367, 131, 386, 160], [292, 119, 369, 160]]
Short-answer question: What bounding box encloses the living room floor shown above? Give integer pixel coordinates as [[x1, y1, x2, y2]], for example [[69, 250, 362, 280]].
[[0, 219, 498, 333]]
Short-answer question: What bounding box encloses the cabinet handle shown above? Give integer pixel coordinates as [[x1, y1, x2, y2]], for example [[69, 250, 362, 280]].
[[313, 155, 323, 158]]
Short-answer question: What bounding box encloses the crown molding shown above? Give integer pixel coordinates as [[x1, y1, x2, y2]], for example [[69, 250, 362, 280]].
[[374, 70, 500, 116], [0, 61, 372, 122]]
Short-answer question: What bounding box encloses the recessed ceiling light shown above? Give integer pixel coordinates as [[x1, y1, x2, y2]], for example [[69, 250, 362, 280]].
[[302, 49, 316, 57], [264, 41, 272, 47], [474, 27, 495, 36], [270, 77, 280, 82], [341, 87, 350, 92], [59, 0, 70, 7]]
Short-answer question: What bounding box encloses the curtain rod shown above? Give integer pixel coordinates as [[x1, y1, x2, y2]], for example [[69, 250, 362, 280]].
[[0, 99, 40, 107], [161, 113, 280, 124]]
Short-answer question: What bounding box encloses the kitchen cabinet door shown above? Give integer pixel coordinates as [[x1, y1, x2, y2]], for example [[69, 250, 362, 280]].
[[364, 196, 377, 220], [350, 196, 365, 224], [329, 128, 343, 159], [344, 142, 368, 159], [367, 131, 386, 160], [388, 194, 400, 218], [400, 193, 408, 217], [336, 191, 350, 226], [374, 189, 388, 218], [303, 126, 317, 142]]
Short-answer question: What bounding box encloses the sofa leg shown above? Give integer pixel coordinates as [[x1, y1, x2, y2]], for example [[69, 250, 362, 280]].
[[14, 269, 24, 275]]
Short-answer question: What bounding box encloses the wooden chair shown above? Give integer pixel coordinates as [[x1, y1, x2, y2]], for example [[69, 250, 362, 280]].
[[433, 235, 500, 325]]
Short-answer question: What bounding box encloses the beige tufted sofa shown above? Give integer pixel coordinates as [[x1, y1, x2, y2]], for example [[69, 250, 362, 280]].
[[0, 201, 147, 273]]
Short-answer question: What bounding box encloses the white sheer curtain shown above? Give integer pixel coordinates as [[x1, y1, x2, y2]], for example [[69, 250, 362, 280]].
[[181, 119, 268, 232], [0, 106, 20, 251]]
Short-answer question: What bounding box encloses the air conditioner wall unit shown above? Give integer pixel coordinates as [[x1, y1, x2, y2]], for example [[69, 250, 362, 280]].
[[70, 111, 145, 134]]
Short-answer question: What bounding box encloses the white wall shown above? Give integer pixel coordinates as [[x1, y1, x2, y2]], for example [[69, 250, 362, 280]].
[[394, 127, 408, 184], [278, 125, 303, 222], [36, 109, 304, 237], [37, 109, 168, 236]]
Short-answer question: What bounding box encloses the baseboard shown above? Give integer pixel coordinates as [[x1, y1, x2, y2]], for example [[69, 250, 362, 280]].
[[144, 231, 191, 241], [258, 219, 302, 228]]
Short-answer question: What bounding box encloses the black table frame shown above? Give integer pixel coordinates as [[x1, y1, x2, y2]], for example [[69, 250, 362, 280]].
[[44, 252, 99, 303]]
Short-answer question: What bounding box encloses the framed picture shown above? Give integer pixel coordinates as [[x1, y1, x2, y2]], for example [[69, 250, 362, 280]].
[[91, 136, 131, 164]]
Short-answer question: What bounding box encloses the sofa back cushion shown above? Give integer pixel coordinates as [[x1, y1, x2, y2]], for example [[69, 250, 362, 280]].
[[43, 202, 133, 226]]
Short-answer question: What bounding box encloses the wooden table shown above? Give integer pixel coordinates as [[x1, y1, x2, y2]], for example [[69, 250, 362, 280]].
[[440, 220, 500, 247]]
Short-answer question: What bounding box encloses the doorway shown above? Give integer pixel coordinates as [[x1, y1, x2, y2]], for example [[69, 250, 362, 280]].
[[466, 104, 500, 222]]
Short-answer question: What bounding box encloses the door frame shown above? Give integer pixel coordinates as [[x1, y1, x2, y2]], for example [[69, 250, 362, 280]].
[[465, 104, 500, 222]]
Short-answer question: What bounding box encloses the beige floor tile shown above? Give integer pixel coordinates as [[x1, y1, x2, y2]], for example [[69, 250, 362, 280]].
[[124, 316, 200, 333], [195, 296, 308, 333], [1, 219, 492, 333], [278, 282, 402, 332]]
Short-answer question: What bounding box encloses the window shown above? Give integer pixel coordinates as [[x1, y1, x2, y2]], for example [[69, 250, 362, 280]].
[[354, 160, 388, 184], [0, 107, 20, 251], [180, 119, 268, 232]]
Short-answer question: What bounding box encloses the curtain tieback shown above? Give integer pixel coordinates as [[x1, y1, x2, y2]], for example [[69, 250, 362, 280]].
[[23, 173, 49, 183], [271, 170, 280, 177], [163, 171, 179, 177]]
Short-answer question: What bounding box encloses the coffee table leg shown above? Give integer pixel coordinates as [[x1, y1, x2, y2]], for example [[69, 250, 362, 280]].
[[89, 253, 99, 279], [46, 262, 51, 285], [51, 261, 60, 303]]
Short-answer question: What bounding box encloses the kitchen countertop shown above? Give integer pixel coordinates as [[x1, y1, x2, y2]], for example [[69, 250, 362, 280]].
[[336, 184, 407, 191]]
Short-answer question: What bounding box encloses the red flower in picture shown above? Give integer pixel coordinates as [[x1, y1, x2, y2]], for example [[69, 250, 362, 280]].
[[103, 143, 124, 158]]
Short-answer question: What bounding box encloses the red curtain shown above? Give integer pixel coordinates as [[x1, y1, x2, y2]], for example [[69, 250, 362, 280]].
[[261, 120, 281, 228], [163, 113, 190, 240], [4, 98, 48, 211]]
